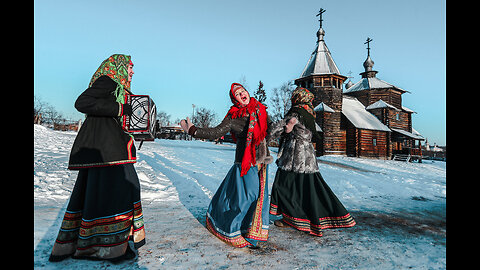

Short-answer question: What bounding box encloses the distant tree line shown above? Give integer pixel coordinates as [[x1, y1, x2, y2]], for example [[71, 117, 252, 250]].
[[34, 95, 75, 126], [268, 80, 295, 122], [35, 77, 295, 129], [156, 107, 218, 129]]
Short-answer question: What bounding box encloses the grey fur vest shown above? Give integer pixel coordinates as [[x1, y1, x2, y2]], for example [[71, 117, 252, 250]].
[[268, 112, 319, 173]]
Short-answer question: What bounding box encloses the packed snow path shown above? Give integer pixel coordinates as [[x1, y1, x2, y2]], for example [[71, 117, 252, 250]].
[[34, 125, 446, 269]]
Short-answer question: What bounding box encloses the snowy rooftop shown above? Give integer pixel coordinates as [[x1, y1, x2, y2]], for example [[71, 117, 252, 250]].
[[299, 27, 342, 78], [391, 128, 425, 140], [314, 102, 335, 113], [366, 99, 400, 111], [343, 77, 408, 94], [402, 106, 415, 113], [412, 127, 423, 138], [342, 96, 391, 132]]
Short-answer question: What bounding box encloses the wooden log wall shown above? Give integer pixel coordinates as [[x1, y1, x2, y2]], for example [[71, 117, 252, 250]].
[[367, 107, 412, 132], [388, 111, 410, 131], [344, 116, 358, 157], [345, 88, 403, 111], [312, 86, 346, 155], [368, 89, 402, 109], [357, 129, 389, 158]]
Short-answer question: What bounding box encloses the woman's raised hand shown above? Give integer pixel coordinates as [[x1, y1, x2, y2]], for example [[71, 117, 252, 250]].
[[285, 117, 298, 134], [180, 117, 194, 133]]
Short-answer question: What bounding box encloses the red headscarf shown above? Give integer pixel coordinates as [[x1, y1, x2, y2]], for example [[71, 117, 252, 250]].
[[226, 83, 268, 176]]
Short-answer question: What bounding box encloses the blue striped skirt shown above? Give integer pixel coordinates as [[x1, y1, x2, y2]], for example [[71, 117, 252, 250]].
[[206, 163, 269, 248]]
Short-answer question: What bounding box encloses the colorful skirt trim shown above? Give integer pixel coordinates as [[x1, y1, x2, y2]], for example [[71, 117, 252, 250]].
[[205, 163, 269, 248], [53, 201, 145, 250], [269, 169, 355, 236], [50, 164, 145, 261]]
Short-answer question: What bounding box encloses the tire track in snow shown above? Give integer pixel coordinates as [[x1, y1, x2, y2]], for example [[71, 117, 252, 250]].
[[152, 152, 215, 199], [140, 152, 214, 226]]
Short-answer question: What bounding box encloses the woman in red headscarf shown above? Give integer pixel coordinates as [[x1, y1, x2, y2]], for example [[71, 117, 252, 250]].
[[180, 83, 273, 248]]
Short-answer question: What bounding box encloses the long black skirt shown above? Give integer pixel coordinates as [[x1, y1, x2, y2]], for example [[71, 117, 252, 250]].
[[269, 169, 355, 236], [49, 164, 145, 262]]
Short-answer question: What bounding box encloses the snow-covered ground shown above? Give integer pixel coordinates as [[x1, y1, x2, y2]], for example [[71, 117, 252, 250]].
[[34, 124, 446, 269]]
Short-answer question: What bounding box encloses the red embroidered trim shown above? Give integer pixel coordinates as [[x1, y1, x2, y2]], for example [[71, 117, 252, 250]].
[[206, 216, 250, 248], [244, 164, 269, 241], [68, 159, 137, 170]]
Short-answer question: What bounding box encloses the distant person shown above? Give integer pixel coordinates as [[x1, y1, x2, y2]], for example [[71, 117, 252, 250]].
[[49, 54, 145, 262], [268, 87, 356, 236], [180, 83, 273, 248]]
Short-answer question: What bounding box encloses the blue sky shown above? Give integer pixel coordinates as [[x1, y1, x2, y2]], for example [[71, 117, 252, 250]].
[[34, 0, 446, 145]]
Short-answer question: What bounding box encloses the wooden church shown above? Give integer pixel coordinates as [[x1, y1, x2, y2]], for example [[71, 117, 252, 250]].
[[294, 9, 424, 160]]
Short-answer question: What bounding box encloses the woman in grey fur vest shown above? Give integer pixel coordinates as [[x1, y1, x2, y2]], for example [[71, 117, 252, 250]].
[[268, 86, 356, 237]]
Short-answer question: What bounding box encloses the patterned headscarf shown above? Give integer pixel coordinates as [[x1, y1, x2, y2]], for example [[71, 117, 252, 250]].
[[88, 54, 133, 104], [291, 86, 315, 117], [226, 83, 268, 176], [286, 86, 321, 143], [229, 83, 245, 105]]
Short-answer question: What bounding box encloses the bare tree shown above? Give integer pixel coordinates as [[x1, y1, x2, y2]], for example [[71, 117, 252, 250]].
[[192, 107, 217, 128], [156, 110, 171, 127], [269, 80, 295, 122], [43, 104, 64, 125], [34, 95, 46, 123], [173, 118, 183, 127]]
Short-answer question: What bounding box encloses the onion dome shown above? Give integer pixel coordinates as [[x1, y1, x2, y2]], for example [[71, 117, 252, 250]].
[[363, 55, 374, 72], [345, 80, 354, 89]]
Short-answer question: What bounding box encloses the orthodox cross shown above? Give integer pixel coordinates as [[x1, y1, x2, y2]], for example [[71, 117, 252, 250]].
[[316, 8, 326, 28], [365, 37, 373, 57], [347, 71, 354, 80]]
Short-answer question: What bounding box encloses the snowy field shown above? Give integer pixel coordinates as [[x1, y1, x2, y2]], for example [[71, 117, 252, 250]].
[[34, 124, 446, 269]]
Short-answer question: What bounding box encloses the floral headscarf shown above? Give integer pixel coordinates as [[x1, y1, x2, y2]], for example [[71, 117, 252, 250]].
[[286, 87, 321, 142], [88, 54, 133, 104], [291, 86, 315, 117]]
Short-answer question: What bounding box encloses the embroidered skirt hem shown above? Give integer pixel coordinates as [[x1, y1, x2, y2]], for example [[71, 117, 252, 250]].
[[49, 164, 145, 261], [205, 164, 269, 248], [269, 169, 355, 236]]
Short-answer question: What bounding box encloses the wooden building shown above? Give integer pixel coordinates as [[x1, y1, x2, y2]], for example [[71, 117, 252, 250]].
[[294, 9, 424, 160], [53, 120, 82, 132]]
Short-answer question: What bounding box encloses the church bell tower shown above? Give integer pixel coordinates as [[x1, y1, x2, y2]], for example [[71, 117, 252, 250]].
[[294, 8, 347, 155]]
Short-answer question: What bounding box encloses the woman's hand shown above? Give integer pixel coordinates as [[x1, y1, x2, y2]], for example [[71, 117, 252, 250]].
[[285, 117, 297, 133], [180, 117, 194, 133]]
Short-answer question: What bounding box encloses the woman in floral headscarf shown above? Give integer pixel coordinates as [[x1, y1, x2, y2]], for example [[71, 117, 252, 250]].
[[180, 83, 273, 248], [268, 86, 356, 237], [49, 54, 145, 262]]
